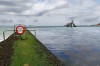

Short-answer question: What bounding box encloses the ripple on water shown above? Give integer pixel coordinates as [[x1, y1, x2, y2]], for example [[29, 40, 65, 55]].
[[32, 27, 100, 66]]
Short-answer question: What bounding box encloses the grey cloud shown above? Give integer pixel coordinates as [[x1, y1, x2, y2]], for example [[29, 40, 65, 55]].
[[0, 0, 33, 15], [0, 1, 18, 6], [83, 17, 99, 23], [0, 6, 31, 15], [37, 4, 68, 16], [18, 3, 68, 16], [0, 7, 28, 14], [0, 19, 13, 23], [0, 0, 68, 16]]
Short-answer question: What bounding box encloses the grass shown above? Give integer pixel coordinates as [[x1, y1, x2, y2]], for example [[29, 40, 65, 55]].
[[10, 30, 55, 66]]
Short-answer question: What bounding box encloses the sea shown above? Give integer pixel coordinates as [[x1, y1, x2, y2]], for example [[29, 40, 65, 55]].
[[0, 26, 100, 66]]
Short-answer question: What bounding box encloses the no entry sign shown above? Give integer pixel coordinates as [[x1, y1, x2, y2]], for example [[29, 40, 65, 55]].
[[16, 26, 25, 35]]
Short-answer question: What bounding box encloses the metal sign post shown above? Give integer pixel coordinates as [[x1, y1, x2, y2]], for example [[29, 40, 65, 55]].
[[15, 26, 25, 40], [14, 24, 26, 39], [16, 26, 25, 34]]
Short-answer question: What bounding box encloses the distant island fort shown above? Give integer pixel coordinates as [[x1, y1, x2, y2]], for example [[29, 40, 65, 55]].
[[65, 20, 100, 27], [64, 20, 76, 27]]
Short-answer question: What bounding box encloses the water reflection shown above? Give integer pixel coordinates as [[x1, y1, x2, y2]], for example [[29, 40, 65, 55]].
[[34, 27, 100, 66]]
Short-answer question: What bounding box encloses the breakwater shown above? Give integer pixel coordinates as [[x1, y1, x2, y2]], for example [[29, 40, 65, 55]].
[[0, 29, 65, 66]]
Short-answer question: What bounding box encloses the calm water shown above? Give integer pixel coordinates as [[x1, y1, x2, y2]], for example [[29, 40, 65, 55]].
[[0, 27, 100, 66]]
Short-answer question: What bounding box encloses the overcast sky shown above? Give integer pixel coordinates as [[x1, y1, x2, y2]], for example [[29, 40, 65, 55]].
[[0, 0, 100, 26]]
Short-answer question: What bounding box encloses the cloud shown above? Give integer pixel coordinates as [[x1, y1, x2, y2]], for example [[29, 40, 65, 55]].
[[0, 0, 96, 16], [0, 19, 13, 23], [21, 0, 68, 16], [47, 0, 100, 24], [0, 0, 18, 6], [0, 0, 100, 25], [0, 0, 31, 15], [0, 0, 68, 15]]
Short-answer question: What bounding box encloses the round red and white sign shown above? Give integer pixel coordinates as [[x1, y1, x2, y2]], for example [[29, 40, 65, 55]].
[[16, 26, 25, 34]]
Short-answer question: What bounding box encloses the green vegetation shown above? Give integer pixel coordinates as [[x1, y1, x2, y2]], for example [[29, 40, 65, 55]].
[[10, 30, 55, 66]]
